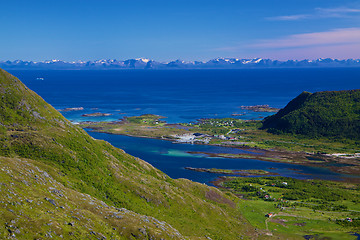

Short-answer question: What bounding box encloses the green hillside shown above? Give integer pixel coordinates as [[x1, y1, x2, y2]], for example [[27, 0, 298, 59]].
[[0, 69, 257, 239], [262, 90, 360, 139]]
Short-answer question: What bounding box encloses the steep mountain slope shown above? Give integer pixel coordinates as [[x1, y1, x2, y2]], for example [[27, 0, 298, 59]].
[[0, 68, 256, 239], [262, 90, 360, 139], [0, 156, 183, 239]]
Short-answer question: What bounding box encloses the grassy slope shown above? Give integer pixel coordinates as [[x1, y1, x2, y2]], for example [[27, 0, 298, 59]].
[[0, 156, 183, 239], [262, 90, 360, 140], [0, 69, 256, 239]]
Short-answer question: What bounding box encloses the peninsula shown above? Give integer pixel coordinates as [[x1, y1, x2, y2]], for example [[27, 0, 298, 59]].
[[80, 114, 360, 176]]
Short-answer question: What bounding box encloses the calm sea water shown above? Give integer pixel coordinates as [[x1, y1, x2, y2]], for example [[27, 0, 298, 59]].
[[9, 68, 360, 123], [8, 68, 360, 184]]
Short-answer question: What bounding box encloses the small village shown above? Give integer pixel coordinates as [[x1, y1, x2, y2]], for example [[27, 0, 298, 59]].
[[221, 176, 359, 235], [171, 131, 243, 144], [171, 118, 250, 144]]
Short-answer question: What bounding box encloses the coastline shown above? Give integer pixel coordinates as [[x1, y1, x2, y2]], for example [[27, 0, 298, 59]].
[[83, 125, 360, 179]]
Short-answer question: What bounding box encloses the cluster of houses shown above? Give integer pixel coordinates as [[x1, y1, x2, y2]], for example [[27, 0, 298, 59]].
[[263, 194, 289, 203], [199, 119, 238, 127], [261, 183, 290, 218], [267, 182, 288, 187], [172, 132, 241, 144], [174, 118, 248, 144], [172, 133, 211, 144], [215, 134, 238, 141]]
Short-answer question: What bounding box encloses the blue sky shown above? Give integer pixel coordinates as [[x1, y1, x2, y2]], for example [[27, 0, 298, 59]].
[[1, 0, 360, 61]]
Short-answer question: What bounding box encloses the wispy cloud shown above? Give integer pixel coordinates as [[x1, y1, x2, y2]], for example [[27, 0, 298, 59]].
[[251, 28, 360, 49], [209, 28, 360, 60], [269, 14, 309, 21], [317, 7, 360, 14], [267, 7, 360, 21]]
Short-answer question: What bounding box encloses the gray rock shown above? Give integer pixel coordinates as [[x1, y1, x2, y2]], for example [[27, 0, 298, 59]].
[[112, 213, 123, 219], [49, 187, 61, 194], [32, 111, 45, 120], [45, 197, 57, 206], [139, 228, 147, 235]]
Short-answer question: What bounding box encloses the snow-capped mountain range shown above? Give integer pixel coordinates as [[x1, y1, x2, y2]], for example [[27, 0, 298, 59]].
[[1, 58, 360, 70]]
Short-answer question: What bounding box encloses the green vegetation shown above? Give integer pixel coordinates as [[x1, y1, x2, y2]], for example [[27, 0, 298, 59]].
[[193, 118, 360, 154], [81, 114, 360, 177], [0, 68, 258, 239], [185, 167, 273, 176], [0, 156, 182, 239], [219, 176, 360, 239], [262, 90, 360, 140], [125, 114, 166, 124], [195, 118, 237, 135], [81, 115, 189, 139]]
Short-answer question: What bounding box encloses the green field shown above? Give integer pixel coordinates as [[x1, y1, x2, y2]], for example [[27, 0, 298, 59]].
[[218, 176, 360, 239]]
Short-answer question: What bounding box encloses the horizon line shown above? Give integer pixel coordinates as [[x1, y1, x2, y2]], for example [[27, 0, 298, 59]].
[[2, 57, 360, 63]]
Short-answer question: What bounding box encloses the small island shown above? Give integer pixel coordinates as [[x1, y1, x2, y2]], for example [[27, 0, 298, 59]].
[[82, 112, 113, 117], [59, 107, 84, 112], [185, 167, 277, 176], [240, 105, 279, 112]]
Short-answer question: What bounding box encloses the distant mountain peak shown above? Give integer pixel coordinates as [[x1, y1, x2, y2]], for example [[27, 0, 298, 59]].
[[136, 58, 151, 63], [1, 57, 360, 70]]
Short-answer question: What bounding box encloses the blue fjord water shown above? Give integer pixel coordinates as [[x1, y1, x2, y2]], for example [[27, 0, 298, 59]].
[[86, 131, 346, 185], [8, 68, 360, 184]]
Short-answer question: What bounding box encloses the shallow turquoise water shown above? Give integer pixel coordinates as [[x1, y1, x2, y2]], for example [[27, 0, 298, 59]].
[[87, 131, 356, 185]]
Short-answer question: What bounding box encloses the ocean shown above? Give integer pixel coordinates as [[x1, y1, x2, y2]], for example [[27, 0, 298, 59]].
[[8, 68, 360, 184], [9, 68, 360, 123]]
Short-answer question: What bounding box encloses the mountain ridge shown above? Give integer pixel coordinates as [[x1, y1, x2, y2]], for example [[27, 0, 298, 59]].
[[1, 58, 360, 70]]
